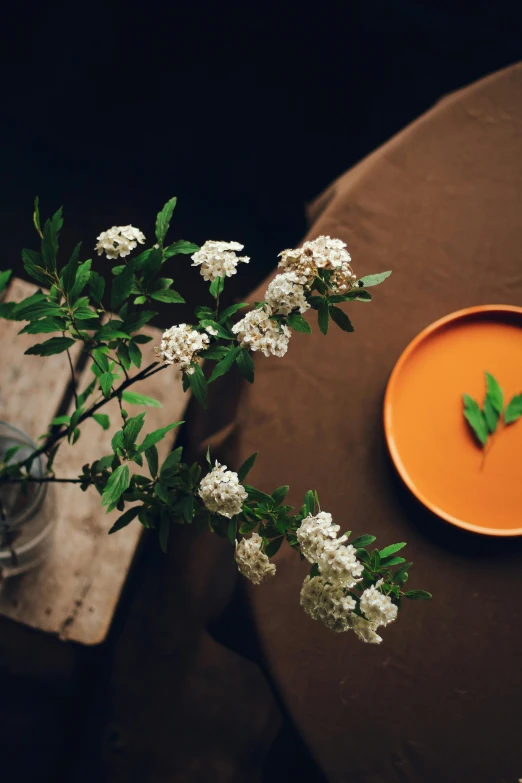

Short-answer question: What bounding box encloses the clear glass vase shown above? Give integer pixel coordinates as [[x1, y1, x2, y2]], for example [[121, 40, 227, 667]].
[[0, 421, 55, 577]]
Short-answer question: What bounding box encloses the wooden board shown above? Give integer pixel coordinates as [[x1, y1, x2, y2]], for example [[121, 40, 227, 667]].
[[0, 279, 188, 644]]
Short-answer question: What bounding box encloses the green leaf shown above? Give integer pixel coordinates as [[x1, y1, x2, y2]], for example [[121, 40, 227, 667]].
[[271, 485, 289, 506], [132, 333, 153, 344], [286, 312, 312, 334], [52, 415, 71, 426], [41, 207, 63, 271], [504, 393, 522, 425], [123, 310, 158, 334], [158, 516, 170, 553], [265, 536, 284, 557], [111, 259, 135, 310], [198, 319, 231, 339], [209, 346, 241, 383], [33, 196, 43, 237], [0, 269, 12, 294], [393, 562, 412, 585], [151, 277, 174, 291], [155, 197, 177, 245], [101, 464, 130, 509], [138, 421, 183, 453], [462, 394, 488, 446], [117, 342, 132, 371], [304, 489, 315, 516], [22, 249, 49, 286], [329, 305, 354, 332], [163, 240, 199, 258], [483, 396, 499, 434], [122, 390, 162, 408], [380, 555, 406, 567], [69, 259, 92, 302], [99, 372, 115, 398], [187, 364, 208, 408], [112, 429, 125, 455], [25, 336, 75, 356], [227, 518, 237, 545], [145, 445, 159, 478], [88, 271, 105, 303], [351, 534, 377, 548], [404, 590, 432, 600], [18, 316, 67, 334], [357, 271, 392, 288], [244, 485, 274, 505], [123, 413, 146, 452], [150, 289, 185, 303], [236, 348, 255, 383], [379, 542, 406, 558], [484, 371, 503, 415], [94, 321, 131, 341], [310, 563, 321, 578], [108, 506, 140, 534], [127, 341, 142, 370], [355, 290, 372, 302], [218, 302, 249, 321], [60, 243, 82, 292], [209, 276, 225, 299], [237, 452, 258, 482], [160, 447, 183, 478], [318, 300, 329, 335], [141, 247, 164, 284], [92, 413, 110, 430]]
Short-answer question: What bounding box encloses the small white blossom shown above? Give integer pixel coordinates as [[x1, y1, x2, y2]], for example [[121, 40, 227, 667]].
[[95, 225, 146, 259], [198, 461, 248, 519], [296, 512, 340, 564], [300, 575, 356, 633], [232, 307, 291, 358], [318, 540, 364, 587], [191, 240, 250, 282], [264, 271, 310, 316], [350, 614, 383, 644], [360, 584, 398, 627], [278, 235, 355, 291], [154, 324, 209, 372], [235, 532, 276, 585], [204, 325, 219, 336]]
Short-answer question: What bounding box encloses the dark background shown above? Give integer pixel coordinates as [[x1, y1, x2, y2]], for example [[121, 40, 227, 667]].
[[2, 2, 522, 781], [3, 1, 522, 320]]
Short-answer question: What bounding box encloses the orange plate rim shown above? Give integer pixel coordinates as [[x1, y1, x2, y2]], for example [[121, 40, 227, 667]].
[[384, 304, 522, 537]]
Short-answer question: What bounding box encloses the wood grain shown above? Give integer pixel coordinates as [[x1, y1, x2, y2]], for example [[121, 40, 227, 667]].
[[0, 279, 189, 644]]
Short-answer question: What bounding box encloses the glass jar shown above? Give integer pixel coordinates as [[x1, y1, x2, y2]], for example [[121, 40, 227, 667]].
[[0, 421, 55, 577]]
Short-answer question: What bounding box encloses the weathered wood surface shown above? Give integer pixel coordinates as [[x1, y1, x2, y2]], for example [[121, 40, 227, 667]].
[[0, 279, 187, 644]]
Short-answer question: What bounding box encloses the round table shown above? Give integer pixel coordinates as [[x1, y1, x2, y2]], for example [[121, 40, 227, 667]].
[[201, 62, 522, 782]]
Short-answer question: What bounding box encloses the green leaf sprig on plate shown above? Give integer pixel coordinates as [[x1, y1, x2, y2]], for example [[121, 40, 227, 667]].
[[463, 371, 522, 450]]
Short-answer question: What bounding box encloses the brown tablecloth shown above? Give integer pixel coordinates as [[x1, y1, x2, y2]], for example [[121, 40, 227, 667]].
[[195, 63, 522, 782]]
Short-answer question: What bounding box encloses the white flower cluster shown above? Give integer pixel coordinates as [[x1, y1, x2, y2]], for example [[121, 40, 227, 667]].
[[300, 575, 356, 633], [264, 271, 310, 316], [231, 308, 291, 358], [191, 240, 250, 282], [359, 581, 398, 627], [154, 324, 209, 373], [297, 512, 397, 642], [95, 225, 146, 259], [278, 235, 356, 293], [198, 461, 248, 519], [235, 532, 276, 585], [297, 512, 363, 589]]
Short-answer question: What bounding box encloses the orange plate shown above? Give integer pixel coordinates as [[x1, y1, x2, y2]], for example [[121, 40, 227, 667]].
[[384, 306, 522, 536]]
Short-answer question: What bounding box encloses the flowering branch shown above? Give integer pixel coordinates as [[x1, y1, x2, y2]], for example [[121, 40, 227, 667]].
[[0, 197, 431, 642]]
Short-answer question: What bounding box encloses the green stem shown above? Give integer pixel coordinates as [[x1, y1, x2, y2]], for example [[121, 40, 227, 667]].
[[3, 361, 166, 474]]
